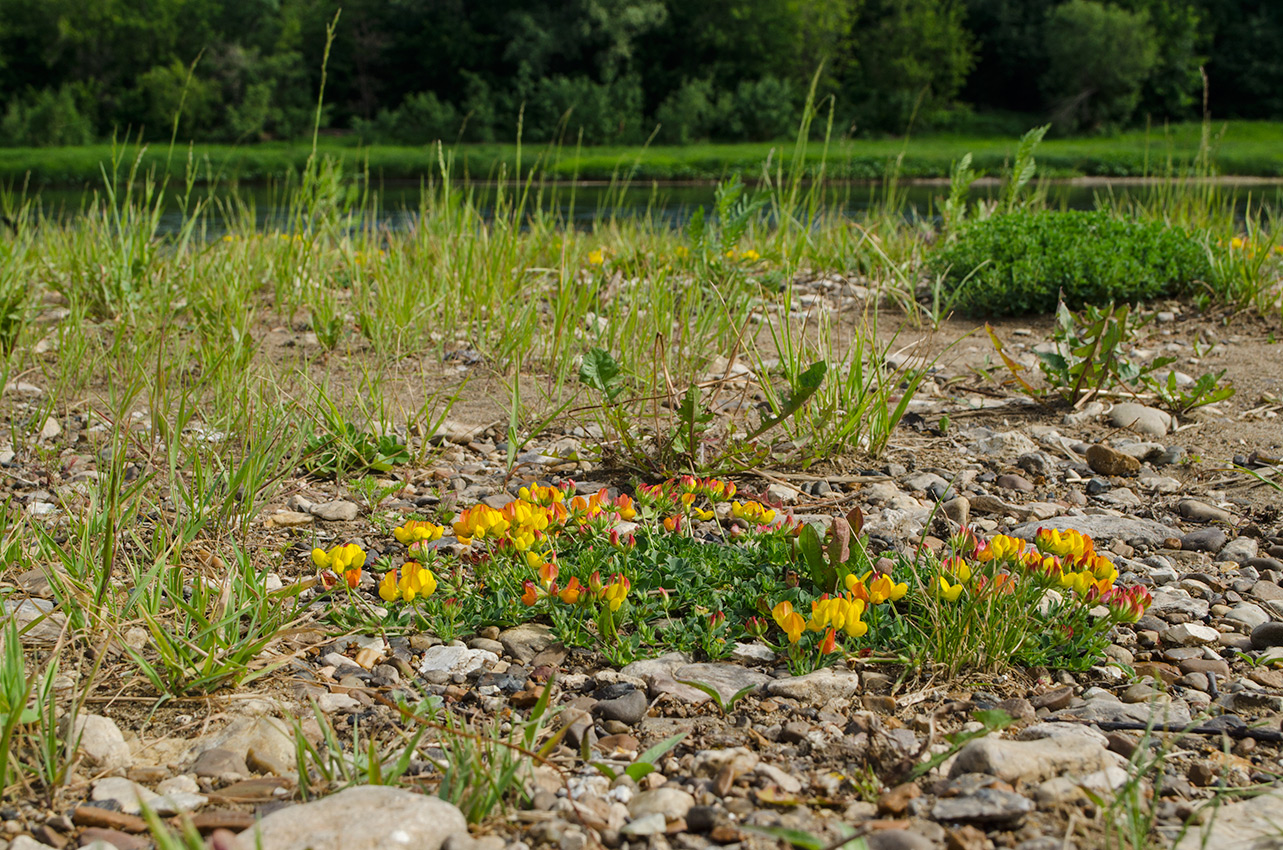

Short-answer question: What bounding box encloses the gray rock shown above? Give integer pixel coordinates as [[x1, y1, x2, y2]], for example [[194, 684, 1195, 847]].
[[64, 714, 132, 771], [1252, 581, 1283, 602], [971, 430, 1039, 456], [620, 813, 668, 836], [1174, 786, 1283, 850], [191, 746, 249, 777], [244, 717, 297, 776], [1058, 693, 1191, 727], [497, 623, 555, 664], [92, 777, 156, 814], [235, 786, 467, 850], [1148, 588, 1211, 620], [1180, 528, 1227, 553], [1225, 603, 1271, 630], [1250, 622, 1283, 650], [1109, 403, 1172, 438], [996, 474, 1035, 492], [593, 689, 648, 725], [1177, 499, 1234, 524], [417, 645, 498, 679], [3, 598, 68, 644], [1116, 442, 1166, 461], [730, 642, 777, 664], [941, 496, 970, 527], [620, 653, 709, 702], [433, 419, 488, 444], [865, 831, 937, 850], [1160, 623, 1219, 646], [311, 500, 360, 522], [765, 667, 861, 705], [151, 791, 208, 815], [949, 736, 1126, 785], [672, 663, 771, 705], [627, 787, 695, 821], [1011, 516, 1180, 549], [931, 787, 1035, 823], [1220, 537, 1260, 564]]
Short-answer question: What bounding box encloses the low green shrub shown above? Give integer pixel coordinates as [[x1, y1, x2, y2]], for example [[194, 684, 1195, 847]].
[[930, 210, 1211, 315]]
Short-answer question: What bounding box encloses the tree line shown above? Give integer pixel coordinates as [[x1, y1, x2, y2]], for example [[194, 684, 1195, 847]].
[[0, 0, 1278, 148]]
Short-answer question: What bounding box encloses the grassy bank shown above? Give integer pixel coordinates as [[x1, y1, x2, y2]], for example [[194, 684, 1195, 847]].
[[2, 121, 1283, 187]]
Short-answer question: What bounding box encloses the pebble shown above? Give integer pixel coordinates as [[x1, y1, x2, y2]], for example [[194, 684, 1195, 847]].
[[949, 735, 1125, 785], [628, 787, 695, 821], [1109, 403, 1171, 438], [311, 500, 360, 522], [1178, 499, 1235, 524], [593, 689, 648, 726], [995, 474, 1035, 492], [930, 786, 1035, 823], [1085, 445, 1140, 477], [498, 623, 556, 664], [64, 714, 132, 772], [1250, 622, 1283, 649], [417, 646, 497, 679], [1180, 528, 1228, 553], [764, 667, 861, 705], [1012, 516, 1180, 549], [232, 786, 467, 850], [1161, 623, 1219, 646]]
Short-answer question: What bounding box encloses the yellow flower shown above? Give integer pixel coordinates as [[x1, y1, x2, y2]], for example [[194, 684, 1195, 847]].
[[453, 504, 510, 545], [771, 601, 806, 643], [394, 520, 444, 546], [400, 563, 438, 600], [807, 595, 868, 637], [936, 576, 964, 602], [976, 534, 1024, 563], [588, 249, 606, 265], [741, 249, 760, 262], [867, 573, 908, 604], [378, 570, 400, 602], [603, 575, 630, 611], [731, 500, 776, 526], [311, 546, 366, 579]]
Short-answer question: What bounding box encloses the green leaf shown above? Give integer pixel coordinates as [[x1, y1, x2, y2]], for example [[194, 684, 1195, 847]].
[[579, 349, 624, 401]]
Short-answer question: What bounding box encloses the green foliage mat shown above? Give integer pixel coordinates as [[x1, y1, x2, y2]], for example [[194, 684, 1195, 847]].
[[930, 210, 1212, 316]]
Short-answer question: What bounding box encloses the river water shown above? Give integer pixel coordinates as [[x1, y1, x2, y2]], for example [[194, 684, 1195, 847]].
[[20, 178, 1283, 234]]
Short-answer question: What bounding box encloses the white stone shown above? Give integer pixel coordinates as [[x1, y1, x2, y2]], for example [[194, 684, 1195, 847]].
[[235, 786, 467, 850], [417, 645, 497, 678], [1161, 623, 1219, 646]]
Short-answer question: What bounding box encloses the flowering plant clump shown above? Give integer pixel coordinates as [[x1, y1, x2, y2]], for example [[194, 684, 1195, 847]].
[[313, 543, 366, 589], [319, 471, 1147, 676]]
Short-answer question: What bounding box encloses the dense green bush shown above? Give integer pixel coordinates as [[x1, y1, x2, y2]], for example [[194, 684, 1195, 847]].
[[1, 86, 94, 146], [929, 210, 1211, 316], [355, 91, 461, 145]]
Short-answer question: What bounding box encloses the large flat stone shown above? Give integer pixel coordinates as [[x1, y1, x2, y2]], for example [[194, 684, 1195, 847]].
[[235, 786, 467, 850], [1011, 515, 1180, 548]]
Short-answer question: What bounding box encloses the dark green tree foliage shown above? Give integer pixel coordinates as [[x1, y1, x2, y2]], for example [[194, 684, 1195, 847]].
[[0, 0, 1280, 146], [1041, 0, 1159, 131], [842, 0, 976, 131]]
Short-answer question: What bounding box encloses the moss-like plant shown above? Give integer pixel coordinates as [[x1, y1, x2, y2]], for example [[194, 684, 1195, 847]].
[[930, 210, 1211, 316]]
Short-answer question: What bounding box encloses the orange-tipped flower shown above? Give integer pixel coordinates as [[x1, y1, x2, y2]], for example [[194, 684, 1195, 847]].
[[559, 577, 583, 604]]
